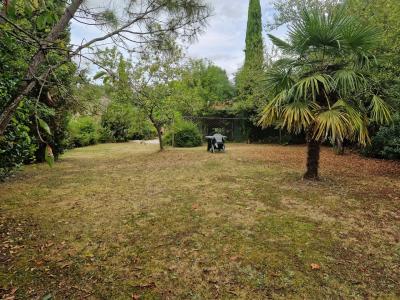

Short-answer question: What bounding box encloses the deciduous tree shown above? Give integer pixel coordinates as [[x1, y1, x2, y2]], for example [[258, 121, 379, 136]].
[[0, 0, 211, 135]]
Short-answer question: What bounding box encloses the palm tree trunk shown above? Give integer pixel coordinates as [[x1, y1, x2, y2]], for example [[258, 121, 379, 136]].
[[303, 123, 321, 182], [334, 139, 345, 155], [304, 139, 320, 180]]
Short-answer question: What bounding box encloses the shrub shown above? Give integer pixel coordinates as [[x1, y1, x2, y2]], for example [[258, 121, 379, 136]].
[[362, 115, 400, 160], [165, 120, 202, 147], [101, 103, 134, 142], [98, 126, 114, 143], [101, 103, 156, 142], [67, 116, 100, 147], [130, 124, 157, 141], [0, 102, 37, 181]]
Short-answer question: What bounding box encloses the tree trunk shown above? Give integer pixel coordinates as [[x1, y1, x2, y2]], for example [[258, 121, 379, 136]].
[[304, 139, 321, 180], [0, 0, 83, 135], [156, 126, 164, 151], [334, 139, 345, 155]]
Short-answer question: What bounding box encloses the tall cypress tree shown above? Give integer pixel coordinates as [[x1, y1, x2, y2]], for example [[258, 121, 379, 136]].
[[234, 0, 265, 126], [244, 0, 264, 68]]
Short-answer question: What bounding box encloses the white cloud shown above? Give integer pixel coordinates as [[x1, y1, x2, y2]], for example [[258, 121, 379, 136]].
[[70, 0, 287, 77], [186, 0, 286, 77]]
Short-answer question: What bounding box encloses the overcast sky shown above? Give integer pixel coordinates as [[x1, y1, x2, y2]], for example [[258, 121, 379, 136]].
[[70, 0, 287, 78]]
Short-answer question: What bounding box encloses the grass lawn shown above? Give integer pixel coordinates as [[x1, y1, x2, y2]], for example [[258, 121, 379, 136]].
[[1, 143, 399, 299]]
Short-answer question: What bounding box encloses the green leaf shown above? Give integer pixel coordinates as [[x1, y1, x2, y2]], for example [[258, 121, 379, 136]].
[[36, 14, 48, 30], [370, 95, 392, 125], [45, 145, 54, 168], [38, 118, 51, 135], [268, 34, 294, 52], [93, 71, 107, 80]]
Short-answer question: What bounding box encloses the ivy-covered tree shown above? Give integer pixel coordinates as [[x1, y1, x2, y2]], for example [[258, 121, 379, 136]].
[[0, 0, 76, 178]]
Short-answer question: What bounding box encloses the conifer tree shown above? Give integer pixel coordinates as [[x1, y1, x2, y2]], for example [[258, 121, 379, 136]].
[[244, 0, 264, 68], [235, 0, 265, 122]]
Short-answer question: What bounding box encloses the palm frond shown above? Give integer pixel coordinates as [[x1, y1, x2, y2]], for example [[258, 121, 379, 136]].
[[353, 53, 377, 70], [293, 73, 332, 102], [286, 8, 379, 59], [313, 108, 351, 142], [264, 65, 295, 95], [332, 99, 370, 145], [288, 9, 349, 54], [369, 95, 392, 125], [258, 90, 288, 128], [268, 34, 294, 53], [341, 20, 380, 54], [333, 69, 367, 96], [281, 101, 316, 134]]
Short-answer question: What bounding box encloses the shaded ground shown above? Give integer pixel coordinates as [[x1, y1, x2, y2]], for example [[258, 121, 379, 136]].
[[0, 143, 399, 299]]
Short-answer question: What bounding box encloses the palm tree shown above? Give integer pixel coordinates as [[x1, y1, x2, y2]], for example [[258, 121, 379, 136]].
[[259, 9, 392, 180]]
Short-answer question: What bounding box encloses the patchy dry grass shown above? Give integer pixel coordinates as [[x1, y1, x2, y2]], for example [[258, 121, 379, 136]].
[[0, 143, 399, 299]]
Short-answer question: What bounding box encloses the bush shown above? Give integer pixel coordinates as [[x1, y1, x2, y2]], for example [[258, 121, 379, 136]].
[[101, 103, 156, 142], [130, 124, 157, 141], [101, 103, 134, 142], [67, 116, 100, 147], [0, 102, 37, 181], [98, 126, 114, 143], [165, 120, 202, 147], [362, 115, 400, 160]]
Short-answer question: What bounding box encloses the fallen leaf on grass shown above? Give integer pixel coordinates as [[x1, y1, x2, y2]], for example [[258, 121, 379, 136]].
[[35, 260, 44, 266], [311, 263, 321, 270], [132, 294, 140, 300]]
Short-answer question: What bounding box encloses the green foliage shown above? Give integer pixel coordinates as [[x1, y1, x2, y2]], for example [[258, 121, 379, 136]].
[[0, 102, 37, 181], [362, 114, 400, 160], [67, 116, 100, 148], [183, 59, 234, 110], [235, 0, 265, 118], [101, 102, 155, 142], [0, 0, 76, 177], [259, 9, 392, 146], [101, 103, 135, 142], [129, 44, 188, 149], [245, 0, 264, 66], [234, 66, 266, 117], [73, 84, 106, 116], [345, 0, 400, 159], [268, 0, 342, 28], [165, 120, 202, 148]]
